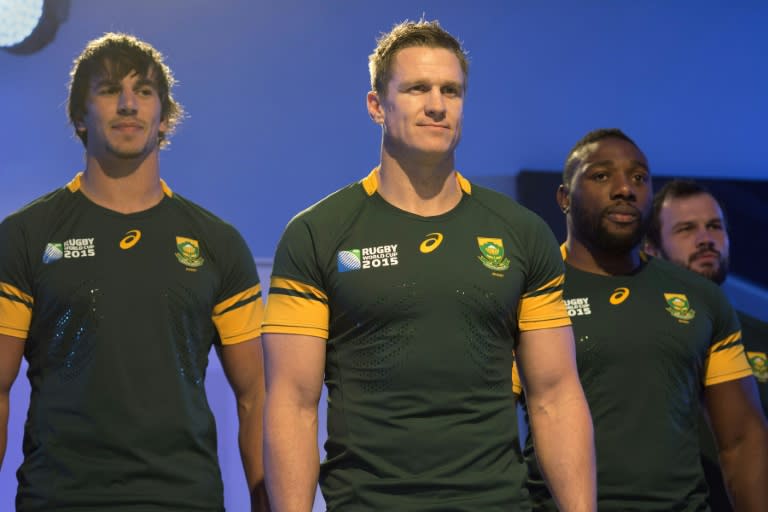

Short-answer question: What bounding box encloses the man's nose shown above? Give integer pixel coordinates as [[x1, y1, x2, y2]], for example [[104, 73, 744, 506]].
[[610, 173, 637, 201], [424, 88, 446, 118], [117, 88, 137, 114]]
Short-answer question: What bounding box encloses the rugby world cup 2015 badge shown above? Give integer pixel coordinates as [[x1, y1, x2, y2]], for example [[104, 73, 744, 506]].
[[664, 293, 696, 322], [175, 237, 204, 268], [477, 237, 510, 272]]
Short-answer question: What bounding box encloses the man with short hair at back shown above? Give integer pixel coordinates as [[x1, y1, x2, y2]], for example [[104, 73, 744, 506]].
[[519, 129, 767, 511], [262, 18, 595, 512], [645, 178, 768, 511]]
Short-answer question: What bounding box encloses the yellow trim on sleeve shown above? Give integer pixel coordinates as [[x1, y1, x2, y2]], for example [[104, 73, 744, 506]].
[[704, 330, 754, 386], [213, 284, 262, 316], [512, 362, 522, 395], [212, 284, 263, 345], [262, 277, 330, 339], [522, 275, 565, 297], [518, 274, 570, 331], [0, 282, 33, 339]]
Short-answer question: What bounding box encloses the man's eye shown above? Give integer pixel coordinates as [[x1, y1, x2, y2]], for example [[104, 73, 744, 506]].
[[138, 88, 155, 96], [633, 173, 648, 183], [592, 172, 607, 181], [98, 87, 119, 95], [443, 87, 459, 96]]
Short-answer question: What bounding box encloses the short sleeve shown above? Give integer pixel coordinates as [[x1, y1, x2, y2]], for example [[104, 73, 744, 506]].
[[210, 227, 263, 345], [262, 215, 330, 339], [0, 215, 34, 339], [517, 218, 570, 332], [704, 290, 752, 386]]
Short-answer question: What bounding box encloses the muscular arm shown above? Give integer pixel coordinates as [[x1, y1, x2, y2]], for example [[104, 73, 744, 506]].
[[217, 337, 270, 512], [262, 333, 325, 512], [705, 376, 768, 512], [0, 334, 24, 470], [517, 325, 595, 512]]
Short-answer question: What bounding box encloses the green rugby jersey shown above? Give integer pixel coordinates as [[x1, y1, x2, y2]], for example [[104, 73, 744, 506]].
[[263, 168, 571, 510], [0, 174, 263, 512], [699, 310, 768, 511], [521, 253, 751, 512]]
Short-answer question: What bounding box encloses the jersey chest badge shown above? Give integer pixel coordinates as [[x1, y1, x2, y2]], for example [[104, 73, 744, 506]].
[[476, 237, 510, 273], [176, 237, 205, 269], [42, 237, 96, 264], [565, 297, 591, 317], [664, 293, 696, 323], [337, 243, 399, 273], [747, 351, 768, 383]]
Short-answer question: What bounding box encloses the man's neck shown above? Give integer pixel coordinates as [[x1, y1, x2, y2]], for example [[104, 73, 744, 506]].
[[376, 150, 462, 217], [564, 237, 643, 276], [81, 152, 165, 214]]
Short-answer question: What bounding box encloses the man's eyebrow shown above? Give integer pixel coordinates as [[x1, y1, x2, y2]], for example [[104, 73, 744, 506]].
[[134, 77, 159, 88], [92, 77, 118, 88], [584, 159, 649, 171]]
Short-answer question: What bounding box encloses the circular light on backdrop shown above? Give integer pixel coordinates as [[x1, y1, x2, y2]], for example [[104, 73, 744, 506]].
[[1, 0, 68, 54], [0, 0, 44, 47]]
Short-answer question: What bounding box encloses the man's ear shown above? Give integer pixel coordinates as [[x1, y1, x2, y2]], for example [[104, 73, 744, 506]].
[[366, 90, 384, 125], [556, 184, 570, 214]]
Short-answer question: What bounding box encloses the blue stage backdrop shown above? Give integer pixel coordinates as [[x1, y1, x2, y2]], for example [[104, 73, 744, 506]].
[[1, 2, 766, 510]]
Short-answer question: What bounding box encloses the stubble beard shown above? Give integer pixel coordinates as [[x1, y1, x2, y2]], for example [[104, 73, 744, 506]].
[[571, 199, 648, 254], [659, 247, 730, 285]]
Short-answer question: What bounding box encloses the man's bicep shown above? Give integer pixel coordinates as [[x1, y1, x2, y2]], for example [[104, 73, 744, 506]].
[[705, 376, 767, 450], [516, 326, 578, 398], [217, 337, 265, 399], [263, 333, 325, 408], [0, 334, 24, 392]]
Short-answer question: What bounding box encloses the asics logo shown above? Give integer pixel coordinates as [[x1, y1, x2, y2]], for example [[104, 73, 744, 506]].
[[609, 287, 630, 305], [119, 229, 142, 250], [419, 233, 444, 254]]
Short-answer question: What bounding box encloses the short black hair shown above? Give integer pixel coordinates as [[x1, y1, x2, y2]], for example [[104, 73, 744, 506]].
[[646, 179, 726, 249], [563, 128, 640, 187]]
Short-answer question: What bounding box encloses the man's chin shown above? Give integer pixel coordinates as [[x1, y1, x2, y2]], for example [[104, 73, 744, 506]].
[[689, 261, 727, 284], [106, 145, 151, 160]]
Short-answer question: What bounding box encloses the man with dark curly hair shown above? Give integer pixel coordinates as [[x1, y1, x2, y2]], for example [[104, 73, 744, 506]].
[[0, 33, 268, 511]]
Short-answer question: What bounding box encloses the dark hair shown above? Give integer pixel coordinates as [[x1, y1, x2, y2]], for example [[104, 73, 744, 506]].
[[563, 128, 640, 187], [646, 179, 726, 249], [67, 32, 184, 148], [368, 18, 469, 96]]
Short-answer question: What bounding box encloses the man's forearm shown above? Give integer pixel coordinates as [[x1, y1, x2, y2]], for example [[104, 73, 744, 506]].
[[238, 400, 270, 511], [264, 400, 319, 512], [529, 390, 596, 512], [0, 394, 8, 470], [719, 426, 768, 512]]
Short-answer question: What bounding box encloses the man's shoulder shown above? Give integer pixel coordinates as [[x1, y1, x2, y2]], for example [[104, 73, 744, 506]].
[[167, 192, 244, 238], [468, 181, 551, 231], [737, 310, 768, 338], [646, 257, 733, 308], [1, 184, 74, 228], [286, 180, 367, 228]]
